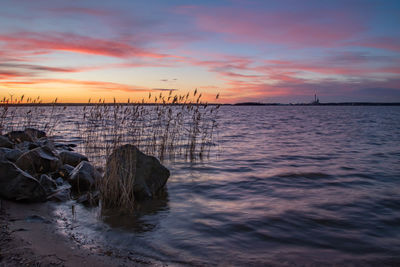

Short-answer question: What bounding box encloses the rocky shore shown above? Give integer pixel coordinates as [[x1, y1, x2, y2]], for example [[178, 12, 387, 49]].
[[0, 128, 170, 266]]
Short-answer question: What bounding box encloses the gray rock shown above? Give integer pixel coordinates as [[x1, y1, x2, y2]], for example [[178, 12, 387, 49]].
[[0, 136, 13, 148], [35, 138, 55, 150], [69, 161, 101, 193], [15, 141, 39, 152], [39, 174, 57, 195], [104, 144, 170, 200], [0, 160, 46, 201], [59, 151, 88, 167], [16, 146, 61, 175], [0, 148, 12, 160], [55, 177, 64, 186], [0, 148, 23, 162], [56, 164, 75, 180], [24, 128, 46, 139], [6, 131, 33, 143]]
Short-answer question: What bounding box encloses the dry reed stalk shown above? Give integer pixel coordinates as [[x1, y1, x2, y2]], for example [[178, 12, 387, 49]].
[[100, 147, 136, 210]]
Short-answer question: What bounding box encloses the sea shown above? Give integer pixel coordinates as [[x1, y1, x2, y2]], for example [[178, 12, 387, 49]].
[[11, 105, 400, 265]]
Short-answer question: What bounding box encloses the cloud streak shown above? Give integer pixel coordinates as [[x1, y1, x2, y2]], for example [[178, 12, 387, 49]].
[[0, 32, 170, 59]]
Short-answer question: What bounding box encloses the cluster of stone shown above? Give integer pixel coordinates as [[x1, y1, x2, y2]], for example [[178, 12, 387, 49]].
[[0, 128, 170, 207], [0, 128, 100, 204]]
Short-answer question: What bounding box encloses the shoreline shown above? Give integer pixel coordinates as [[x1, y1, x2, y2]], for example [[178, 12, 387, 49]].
[[0, 199, 154, 267]]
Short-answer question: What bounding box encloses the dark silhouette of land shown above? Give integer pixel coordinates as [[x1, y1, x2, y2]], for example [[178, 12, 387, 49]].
[[233, 102, 400, 106]]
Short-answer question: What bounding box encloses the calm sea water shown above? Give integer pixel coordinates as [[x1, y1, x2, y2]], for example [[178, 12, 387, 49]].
[[40, 106, 400, 265]]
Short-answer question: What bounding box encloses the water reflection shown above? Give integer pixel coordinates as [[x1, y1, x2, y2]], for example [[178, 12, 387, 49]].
[[100, 189, 169, 233]]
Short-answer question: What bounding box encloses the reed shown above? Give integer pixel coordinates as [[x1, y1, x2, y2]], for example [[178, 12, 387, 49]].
[[0, 96, 66, 135], [76, 90, 220, 164], [1, 91, 220, 210]]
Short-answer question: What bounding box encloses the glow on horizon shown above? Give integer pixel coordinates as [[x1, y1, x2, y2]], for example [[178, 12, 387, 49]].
[[0, 0, 399, 103]]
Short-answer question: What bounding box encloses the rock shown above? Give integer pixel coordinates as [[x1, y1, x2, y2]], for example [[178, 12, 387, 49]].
[[35, 138, 55, 149], [59, 151, 88, 167], [69, 161, 101, 193], [6, 131, 33, 143], [0, 160, 46, 201], [16, 146, 61, 175], [55, 177, 64, 186], [0, 148, 10, 160], [55, 164, 75, 180], [39, 174, 57, 195], [1, 148, 24, 162], [24, 128, 46, 139], [15, 141, 39, 152], [2, 148, 23, 162], [104, 144, 170, 200], [0, 136, 13, 148]]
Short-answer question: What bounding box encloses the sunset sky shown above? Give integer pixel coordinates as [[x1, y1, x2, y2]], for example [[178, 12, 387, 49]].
[[0, 0, 399, 103]]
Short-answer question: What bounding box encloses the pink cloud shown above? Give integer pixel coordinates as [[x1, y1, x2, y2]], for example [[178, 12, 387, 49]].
[[177, 6, 366, 47], [351, 37, 400, 52], [0, 32, 170, 59]]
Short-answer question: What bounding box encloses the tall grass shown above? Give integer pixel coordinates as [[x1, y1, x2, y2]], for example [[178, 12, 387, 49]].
[[1, 91, 220, 163], [0, 96, 66, 136], [77, 90, 220, 163]]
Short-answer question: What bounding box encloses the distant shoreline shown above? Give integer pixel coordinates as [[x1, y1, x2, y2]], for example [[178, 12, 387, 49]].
[[233, 102, 400, 106], [2, 102, 400, 107]]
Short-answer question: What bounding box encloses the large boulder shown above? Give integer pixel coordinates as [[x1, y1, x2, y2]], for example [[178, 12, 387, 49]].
[[69, 161, 101, 193], [0, 160, 46, 201], [0, 136, 13, 148], [16, 146, 61, 175], [6, 128, 46, 144], [59, 151, 88, 167], [104, 144, 170, 200]]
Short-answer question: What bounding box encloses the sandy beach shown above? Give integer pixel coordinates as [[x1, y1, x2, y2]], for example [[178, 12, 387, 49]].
[[0, 200, 156, 267]]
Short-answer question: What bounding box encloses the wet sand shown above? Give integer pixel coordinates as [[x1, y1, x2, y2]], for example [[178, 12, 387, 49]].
[[0, 200, 155, 267]]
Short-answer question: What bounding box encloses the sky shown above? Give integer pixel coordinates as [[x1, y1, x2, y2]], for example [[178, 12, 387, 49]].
[[0, 0, 399, 103]]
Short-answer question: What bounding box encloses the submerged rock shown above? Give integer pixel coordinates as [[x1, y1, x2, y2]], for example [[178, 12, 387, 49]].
[[0, 160, 46, 202], [16, 146, 61, 175], [69, 161, 101, 193], [104, 144, 170, 200], [0, 136, 13, 148], [59, 151, 88, 167]]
